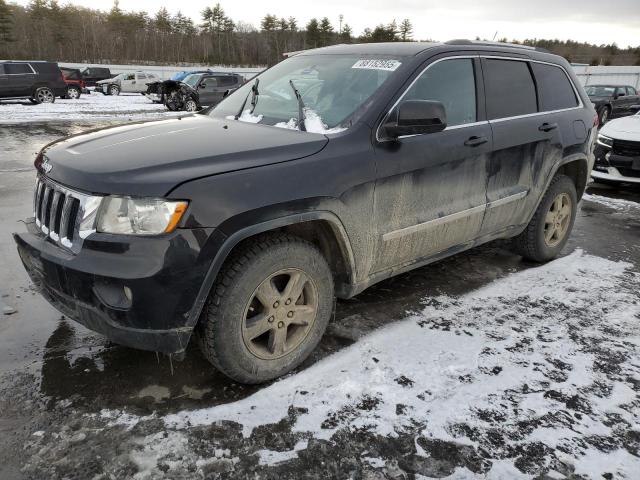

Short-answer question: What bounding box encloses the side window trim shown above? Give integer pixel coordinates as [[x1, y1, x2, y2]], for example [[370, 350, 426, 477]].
[[376, 54, 486, 142], [481, 55, 582, 123]]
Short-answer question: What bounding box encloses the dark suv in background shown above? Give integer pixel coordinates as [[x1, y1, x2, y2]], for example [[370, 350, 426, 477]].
[[0, 61, 67, 103], [586, 84, 640, 125], [79, 66, 112, 87], [15, 41, 596, 384]]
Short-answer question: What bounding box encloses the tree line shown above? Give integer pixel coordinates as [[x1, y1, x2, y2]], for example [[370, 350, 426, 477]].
[[0, 0, 638, 67]]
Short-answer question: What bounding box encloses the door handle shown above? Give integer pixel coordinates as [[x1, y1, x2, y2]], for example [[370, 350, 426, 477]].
[[538, 122, 558, 132], [464, 136, 488, 147]]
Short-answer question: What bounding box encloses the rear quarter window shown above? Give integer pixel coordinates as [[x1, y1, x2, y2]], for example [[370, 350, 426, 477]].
[[5, 63, 34, 74], [531, 63, 578, 111], [484, 59, 537, 120]]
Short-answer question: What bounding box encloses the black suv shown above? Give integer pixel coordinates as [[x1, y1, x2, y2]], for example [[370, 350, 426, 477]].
[[14, 42, 596, 383], [79, 66, 112, 87], [149, 72, 244, 112], [586, 84, 640, 125], [0, 61, 67, 103]]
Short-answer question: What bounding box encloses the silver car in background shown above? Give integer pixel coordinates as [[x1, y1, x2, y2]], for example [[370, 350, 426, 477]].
[[97, 71, 159, 96]]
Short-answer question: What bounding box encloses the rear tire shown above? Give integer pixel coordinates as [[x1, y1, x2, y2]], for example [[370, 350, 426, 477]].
[[512, 175, 577, 263], [197, 233, 334, 384], [32, 87, 55, 104]]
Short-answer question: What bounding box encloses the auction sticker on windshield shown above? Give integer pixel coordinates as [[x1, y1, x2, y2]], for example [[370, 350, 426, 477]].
[[352, 59, 402, 71]]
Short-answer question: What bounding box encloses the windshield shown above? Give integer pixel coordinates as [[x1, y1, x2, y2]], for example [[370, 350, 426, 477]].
[[586, 86, 616, 97], [183, 74, 202, 89], [210, 54, 406, 133]]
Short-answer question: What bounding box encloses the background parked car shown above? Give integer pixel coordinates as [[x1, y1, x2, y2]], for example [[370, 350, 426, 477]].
[[592, 108, 640, 185], [170, 69, 213, 82], [59, 67, 85, 99], [586, 84, 640, 126], [79, 67, 112, 87], [0, 60, 66, 104], [159, 72, 244, 111], [97, 71, 159, 95]]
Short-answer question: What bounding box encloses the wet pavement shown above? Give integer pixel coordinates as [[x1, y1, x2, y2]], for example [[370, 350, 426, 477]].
[[0, 121, 639, 479]]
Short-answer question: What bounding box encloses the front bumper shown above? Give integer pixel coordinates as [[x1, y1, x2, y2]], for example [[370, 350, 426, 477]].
[[593, 142, 640, 184], [14, 219, 218, 354], [592, 168, 640, 184]]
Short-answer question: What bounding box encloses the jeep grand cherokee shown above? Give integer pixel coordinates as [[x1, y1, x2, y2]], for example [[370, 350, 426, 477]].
[[14, 41, 596, 383]]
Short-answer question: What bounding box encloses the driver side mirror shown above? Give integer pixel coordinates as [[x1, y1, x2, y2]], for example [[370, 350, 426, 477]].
[[381, 100, 447, 140], [199, 83, 206, 89], [615, 92, 625, 98]]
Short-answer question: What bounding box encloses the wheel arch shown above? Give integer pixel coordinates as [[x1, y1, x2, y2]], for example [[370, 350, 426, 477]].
[[184, 211, 357, 330]]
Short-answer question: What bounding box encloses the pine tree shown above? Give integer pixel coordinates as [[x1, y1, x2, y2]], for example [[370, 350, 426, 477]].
[[339, 23, 352, 43], [318, 17, 333, 47], [399, 19, 412, 41], [305, 18, 320, 48], [0, 0, 13, 47]]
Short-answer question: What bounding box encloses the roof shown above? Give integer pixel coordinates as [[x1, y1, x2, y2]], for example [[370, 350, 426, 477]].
[[298, 42, 440, 56]]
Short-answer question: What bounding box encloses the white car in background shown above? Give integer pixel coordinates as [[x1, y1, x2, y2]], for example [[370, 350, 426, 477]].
[[592, 107, 640, 185], [96, 71, 159, 96]]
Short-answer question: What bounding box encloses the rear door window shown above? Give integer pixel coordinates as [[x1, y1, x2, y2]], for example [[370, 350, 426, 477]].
[[484, 59, 537, 119], [5, 63, 33, 74], [404, 58, 477, 127], [531, 62, 578, 111]]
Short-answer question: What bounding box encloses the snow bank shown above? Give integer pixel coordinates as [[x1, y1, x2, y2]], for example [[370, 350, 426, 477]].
[[102, 249, 640, 477], [583, 193, 640, 212], [0, 93, 181, 123]]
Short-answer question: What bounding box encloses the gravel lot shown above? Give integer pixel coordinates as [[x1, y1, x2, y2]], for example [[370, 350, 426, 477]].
[[0, 99, 639, 480]]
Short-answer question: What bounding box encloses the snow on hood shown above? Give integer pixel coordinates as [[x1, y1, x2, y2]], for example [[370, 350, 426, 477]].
[[225, 109, 263, 123], [100, 249, 640, 478], [228, 107, 346, 134], [600, 113, 640, 142]]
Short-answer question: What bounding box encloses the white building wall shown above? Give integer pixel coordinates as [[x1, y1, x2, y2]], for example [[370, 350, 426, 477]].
[[572, 65, 640, 89]]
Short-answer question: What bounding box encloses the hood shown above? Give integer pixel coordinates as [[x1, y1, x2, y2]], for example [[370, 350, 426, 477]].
[[96, 77, 118, 84], [40, 115, 328, 197], [600, 114, 640, 142], [588, 95, 611, 105]]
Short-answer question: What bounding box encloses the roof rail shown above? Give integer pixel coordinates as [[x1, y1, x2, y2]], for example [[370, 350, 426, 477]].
[[445, 39, 548, 52]]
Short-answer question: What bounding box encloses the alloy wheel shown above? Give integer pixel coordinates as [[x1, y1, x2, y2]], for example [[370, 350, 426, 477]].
[[185, 100, 197, 112], [68, 87, 80, 99], [242, 268, 318, 360], [544, 193, 572, 247], [36, 88, 54, 103]]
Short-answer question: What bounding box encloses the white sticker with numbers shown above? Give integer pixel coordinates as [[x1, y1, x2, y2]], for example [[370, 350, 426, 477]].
[[351, 59, 402, 71]]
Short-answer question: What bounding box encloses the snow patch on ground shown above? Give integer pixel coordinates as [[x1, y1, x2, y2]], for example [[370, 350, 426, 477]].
[[100, 249, 640, 477], [0, 93, 181, 123], [583, 193, 640, 211]]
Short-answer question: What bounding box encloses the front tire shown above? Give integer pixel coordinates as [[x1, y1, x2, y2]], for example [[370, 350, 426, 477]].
[[184, 98, 198, 112], [598, 106, 611, 126], [109, 84, 120, 96], [66, 86, 81, 99], [512, 175, 577, 263], [197, 233, 334, 384]]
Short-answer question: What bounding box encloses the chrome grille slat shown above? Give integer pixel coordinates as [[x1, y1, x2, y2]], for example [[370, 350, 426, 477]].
[[32, 175, 96, 254], [34, 180, 44, 226], [48, 191, 62, 240], [41, 186, 52, 233], [59, 195, 74, 244]]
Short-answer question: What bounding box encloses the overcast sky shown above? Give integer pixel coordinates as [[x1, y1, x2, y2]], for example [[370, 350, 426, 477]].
[[12, 0, 640, 48]]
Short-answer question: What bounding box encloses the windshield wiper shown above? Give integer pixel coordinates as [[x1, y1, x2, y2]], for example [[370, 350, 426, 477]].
[[289, 80, 306, 132], [234, 78, 259, 120]]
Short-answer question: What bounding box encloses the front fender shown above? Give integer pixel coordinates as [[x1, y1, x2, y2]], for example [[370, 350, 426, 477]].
[[183, 210, 357, 329]]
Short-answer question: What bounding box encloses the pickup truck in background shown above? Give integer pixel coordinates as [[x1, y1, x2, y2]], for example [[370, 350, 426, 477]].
[[97, 71, 159, 96], [586, 84, 640, 126]]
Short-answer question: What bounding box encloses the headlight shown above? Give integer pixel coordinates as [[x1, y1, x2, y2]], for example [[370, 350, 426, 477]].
[[96, 197, 188, 235], [597, 134, 613, 148]]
